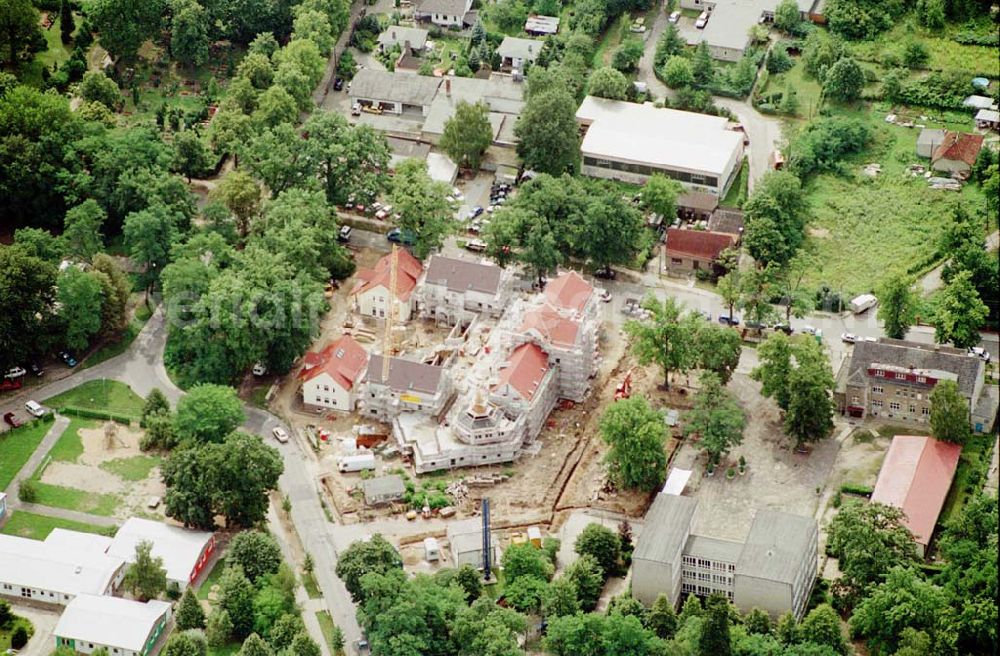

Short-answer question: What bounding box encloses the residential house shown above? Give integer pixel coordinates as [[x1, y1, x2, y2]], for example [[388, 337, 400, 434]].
[[975, 109, 999, 131], [299, 334, 370, 412], [447, 517, 499, 569], [0, 532, 126, 605], [414, 0, 474, 28], [916, 128, 946, 158], [871, 435, 961, 556], [349, 68, 442, 115], [524, 15, 559, 35], [362, 475, 407, 505], [835, 338, 995, 433], [352, 248, 423, 322], [576, 96, 744, 195], [677, 191, 719, 222], [107, 517, 216, 591], [362, 355, 453, 420], [421, 76, 525, 147], [664, 228, 737, 276], [418, 254, 514, 324], [488, 342, 559, 439], [377, 25, 429, 54], [497, 36, 543, 72], [931, 131, 985, 174], [632, 494, 817, 619], [54, 595, 171, 656], [680, 0, 822, 61]]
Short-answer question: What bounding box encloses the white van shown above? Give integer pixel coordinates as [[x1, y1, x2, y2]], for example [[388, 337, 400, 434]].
[[24, 400, 45, 417], [695, 11, 709, 28]]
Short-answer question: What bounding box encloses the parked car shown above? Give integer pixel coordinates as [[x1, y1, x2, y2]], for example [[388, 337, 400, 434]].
[[697, 310, 712, 321], [465, 238, 487, 252], [0, 379, 22, 392], [969, 346, 991, 362], [334, 77, 344, 91], [272, 427, 290, 444], [594, 268, 616, 280], [4, 366, 26, 380], [718, 314, 740, 326], [599, 289, 612, 303], [622, 297, 641, 316], [386, 228, 416, 245], [351, 102, 362, 116], [668, 10, 680, 22], [354, 638, 370, 655], [58, 351, 77, 367], [451, 188, 464, 200], [3, 412, 22, 428], [745, 320, 766, 331], [840, 333, 858, 344], [375, 206, 393, 220], [338, 225, 353, 242], [24, 400, 45, 418], [695, 10, 709, 27], [773, 323, 794, 335], [801, 325, 818, 335], [252, 362, 267, 376], [28, 362, 43, 377]]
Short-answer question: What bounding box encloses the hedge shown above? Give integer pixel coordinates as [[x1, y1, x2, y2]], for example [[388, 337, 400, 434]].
[[840, 483, 874, 497], [56, 406, 134, 425]]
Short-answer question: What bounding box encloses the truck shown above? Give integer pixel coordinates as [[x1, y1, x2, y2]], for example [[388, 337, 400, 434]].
[[337, 452, 377, 473], [849, 293, 878, 315]]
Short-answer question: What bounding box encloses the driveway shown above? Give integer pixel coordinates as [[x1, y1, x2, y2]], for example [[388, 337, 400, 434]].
[[12, 603, 60, 656], [711, 96, 784, 191], [636, 1, 671, 101]]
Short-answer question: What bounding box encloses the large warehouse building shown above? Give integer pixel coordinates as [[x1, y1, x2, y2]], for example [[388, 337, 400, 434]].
[[575, 97, 745, 196]]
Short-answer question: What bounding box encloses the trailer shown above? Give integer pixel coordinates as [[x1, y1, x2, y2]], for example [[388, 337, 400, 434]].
[[849, 293, 878, 315], [337, 452, 377, 473]]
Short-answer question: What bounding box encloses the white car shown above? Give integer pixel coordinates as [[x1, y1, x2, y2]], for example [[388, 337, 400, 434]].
[[599, 289, 612, 303], [801, 325, 818, 335], [465, 238, 487, 252], [272, 427, 290, 444], [24, 400, 45, 417], [451, 188, 464, 200], [4, 367, 26, 380], [252, 362, 267, 376], [969, 347, 991, 362], [668, 10, 680, 22], [840, 333, 858, 344]]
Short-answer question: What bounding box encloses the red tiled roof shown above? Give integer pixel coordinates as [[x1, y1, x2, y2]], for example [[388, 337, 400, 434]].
[[664, 228, 736, 261], [520, 306, 580, 347], [932, 131, 985, 167], [544, 271, 593, 313], [298, 334, 369, 390], [871, 435, 961, 547], [352, 249, 423, 301], [495, 342, 550, 401]]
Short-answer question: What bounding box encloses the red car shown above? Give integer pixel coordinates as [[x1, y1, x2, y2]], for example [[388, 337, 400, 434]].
[[0, 378, 23, 392], [3, 412, 23, 428]]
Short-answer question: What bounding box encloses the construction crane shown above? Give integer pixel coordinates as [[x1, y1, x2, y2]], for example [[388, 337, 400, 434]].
[[381, 244, 399, 383]]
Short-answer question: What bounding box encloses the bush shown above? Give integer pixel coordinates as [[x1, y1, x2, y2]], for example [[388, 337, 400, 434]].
[[18, 479, 38, 503], [56, 405, 134, 424], [11, 625, 29, 649], [839, 483, 873, 497]]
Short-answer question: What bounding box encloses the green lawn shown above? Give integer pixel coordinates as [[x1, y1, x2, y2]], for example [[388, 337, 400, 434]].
[[0, 616, 34, 650], [0, 509, 110, 540], [316, 610, 340, 650], [17, 13, 77, 86], [303, 570, 322, 599], [939, 434, 994, 528], [47, 417, 99, 464], [30, 481, 120, 516], [761, 56, 823, 120], [247, 385, 270, 409], [207, 643, 241, 656], [848, 21, 999, 78], [0, 418, 54, 489], [198, 556, 228, 600], [45, 379, 147, 418], [721, 157, 748, 208], [83, 302, 154, 369], [99, 455, 162, 481]]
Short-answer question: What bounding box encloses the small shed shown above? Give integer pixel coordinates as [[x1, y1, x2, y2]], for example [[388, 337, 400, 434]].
[[362, 475, 406, 506], [524, 15, 559, 35], [916, 128, 946, 158], [975, 109, 1000, 131], [963, 95, 997, 111], [447, 518, 498, 569], [676, 192, 719, 221], [527, 527, 542, 547], [424, 537, 441, 562]]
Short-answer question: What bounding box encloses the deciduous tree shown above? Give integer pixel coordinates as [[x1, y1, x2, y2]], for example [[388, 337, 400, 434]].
[[78, 71, 122, 111], [929, 379, 971, 446], [662, 56, 694, 88], [683, 372, 745, 463], [574, 523, 621, 577], [124, 540, 168, 601], [641, 174, 682, 221], [123, 204, 178, 301], [933, 269, 988, 349], [170, 0, 210, 66], [0, 0, 42, 65], [163, 630, 208, 656], [388, 159, 453, 259], [57, 268, 104, 351], [175, 384, 245, 443], [849, 566, 952, 654], [335, 535, 403, 602], [227, 530, 282, 583], [828, 501, 917, 600], [588, 66, 630, 100], [172, 130, 212, 182], [799, 604, 847, 655], [88, 0, 167, 61], [212, 170, 261, 239], [823, 56, 864, 101], [219, 565, 257, 639], [699, 594, 732, 656], [625, 296, 699, 389], [515, 86, 579, 175], [783, 338, 835, 447], [577, 194, 645, 277], [440, 100, 493, 171], [62, 199, 107, 262], [564, 554, 604, 611], [599, 396, 668, 492]]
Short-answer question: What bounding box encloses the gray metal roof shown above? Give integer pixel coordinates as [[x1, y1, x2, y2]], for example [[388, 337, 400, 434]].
[[378, 26, 428, 49], [846, 338, 982, 398], [364, 355, 445, 394], [349, 69, 441, 107], [497, 36, 543, 62], [917, 128, 946, 146], [684, 534, 742, 563], [633, 493, 698, 564], [737, 509, 816, 585], [416, 0, 469, 16], [362, 475, 406, 501], [425, 255, 503, 295]]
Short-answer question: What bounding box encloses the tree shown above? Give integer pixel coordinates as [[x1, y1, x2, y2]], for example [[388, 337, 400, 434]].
[[642, 174, 682, 221], [588, 67, 630, 100], [684, 372, 745, 463], [742, 171, 806, 268], [577, 194, 645, 277], [88, 0, 167, 61], [252, 85, 298, 129], [662, 56, 694, 88], [744, 608, 772, 636], [454, 564, 483, 604], [699, 594, 732, 656], [799, 604, 846, 655], [212, 170, 261, 239], [783, 339, 835, 447], [752, 332, 793, 409], [825, 0, 903, 40], [173, 130, 211, 182], [775, 612, 798, 645], [574, 523, 621, 577], [91, 253, 131, 336], [774, 0, 801, 32], [60, 0, 74, 43], [206, 608, 234, 647], [504, 574, 547, 613], [542, 576, 581, 618], [210, 108, 253, 165], [237, 633, 273, 656], [781, 83, 799, 115], [388, 159, 453, 259], [849, 566, 952, 654], [13, 227, 62, 262], [335, 535, 403, 602], [300, 111, 391, 206], [564, 554, 604, 611], [933, 270, 988, 349], [293, 9, 333, 55], [123, 205, 178, 301], [227, 530, 282, 583], [124, 540, 167, 601], [877, 274, 917, 339], [171, 0, 210, 66], [289, 634, 321, 656], [823, 57, 864, 102], [220, 565, 256, 639], [654, 23, 684, 68], [611, 38, 643, 73], [515, 86, 579, 175], [78, 71, 122, 111], [270, 613, 306, 651], [694, 323, 742, 385], [0, 0, 42, 65], [502, 542, 553, 583], [929, 379, 971, 446], [692, 41, 715, 87], [440, 100, 492, 170], [175, 384, 245, 443], [176, 587, 207, 630], [212, 431, 283, 527], [62, 199, 107, 263], [828, 501, 917, 600], [645, 594, 678, 639], [599, 396, 668, 492], [57, 268, 104, 352], [163, 630, 208, 656], [625, 296, 699, 389], [274, 38, 325, 88]]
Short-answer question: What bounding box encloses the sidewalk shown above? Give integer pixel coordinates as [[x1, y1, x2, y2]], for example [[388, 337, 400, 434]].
[[3, 415, 69, 506]]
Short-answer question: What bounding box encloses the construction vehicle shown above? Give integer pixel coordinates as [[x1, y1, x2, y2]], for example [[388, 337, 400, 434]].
[[614, 369, 634, 401]]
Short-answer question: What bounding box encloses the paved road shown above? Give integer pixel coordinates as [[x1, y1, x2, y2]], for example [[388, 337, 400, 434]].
[[636, 1, 670, 101], [712, 96, 784, 191]]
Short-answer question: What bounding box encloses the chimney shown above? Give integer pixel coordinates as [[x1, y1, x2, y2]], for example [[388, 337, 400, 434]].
[[445, 78, 451, 95]]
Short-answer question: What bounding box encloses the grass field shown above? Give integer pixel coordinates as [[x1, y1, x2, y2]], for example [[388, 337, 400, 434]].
[[848, 21, 1000, 78], [0, 509, 110, 540], [47, 417, 99, 464], [99, 455, 161, 481], [0, 615, 34, 651], [721, 157, 748, 208], [316, 610, 340, 650], [0, 418, 53, 489], [30, 481, 120, 516], [761, 57, 823, 120], [303, 570, 322, 599], [198, 556, 228, 600], [939, 434, 993, 528], [45, 379, 147, 418], [83, 302, 154, 369]]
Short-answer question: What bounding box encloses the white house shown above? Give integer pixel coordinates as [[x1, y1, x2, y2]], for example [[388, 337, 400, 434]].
[[107, 517, 216, 591], [497, 36, 543, 71], [0, 532, 126, 605], [418, 254, 514, 323], [54, 595, 171, 656], [352, 248, 423, 322], [299, 334, 370, 412], [414, 0, 473, 27]]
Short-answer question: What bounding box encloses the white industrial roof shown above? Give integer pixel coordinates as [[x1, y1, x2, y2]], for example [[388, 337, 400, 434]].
[[55, 594, 171, 651], [0, 533, 124, 599], [577, 97, 742, 176], [45, 528, 114, 553], [662, 468, 693, 495], [108, 517, 213, 584]]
